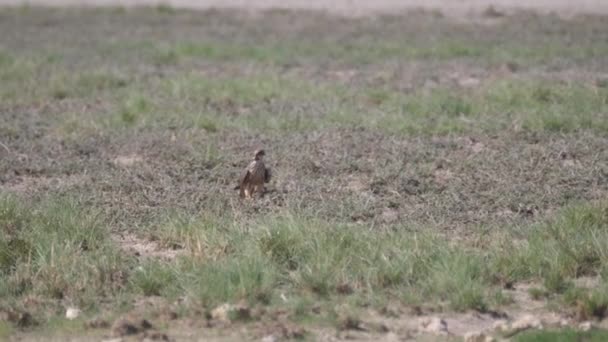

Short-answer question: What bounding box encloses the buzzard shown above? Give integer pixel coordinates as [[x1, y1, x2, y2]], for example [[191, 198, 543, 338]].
[[235, 149, 271, 198]]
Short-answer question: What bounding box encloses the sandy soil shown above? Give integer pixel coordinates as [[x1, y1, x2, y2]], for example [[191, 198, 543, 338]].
[[2, 0, 608, 16]]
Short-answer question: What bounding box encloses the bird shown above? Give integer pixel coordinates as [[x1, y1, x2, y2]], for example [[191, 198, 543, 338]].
[[235, 149, 271, 198]]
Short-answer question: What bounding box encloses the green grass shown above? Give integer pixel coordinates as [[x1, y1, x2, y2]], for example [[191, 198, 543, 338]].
[[40, 70, 608, 136], [2, 195, 608, 333], [130, 201, 608, 311], [2, 9, 608, 136], [0, 195, 131, 324], [487, 203, 608, 294], [370, 81, 608, 134], [0, 321, 12, 340], [141, 22, 608, 66], [516, 329, 608, 342]]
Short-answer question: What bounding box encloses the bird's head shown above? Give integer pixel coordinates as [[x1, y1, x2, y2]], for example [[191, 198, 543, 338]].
[[253, 149, 266, 160]]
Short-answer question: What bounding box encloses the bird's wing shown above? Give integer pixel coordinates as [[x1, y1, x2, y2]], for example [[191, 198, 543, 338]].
[[264, 166, 271, 183], [239, 168, 250, 188]]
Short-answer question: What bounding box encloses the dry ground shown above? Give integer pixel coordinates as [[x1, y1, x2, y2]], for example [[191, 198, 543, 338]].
[[1, 2, 608, 342]]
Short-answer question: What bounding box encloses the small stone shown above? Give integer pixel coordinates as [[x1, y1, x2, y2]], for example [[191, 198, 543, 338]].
[[113, 155, 143, 167], [210, 303, 250, 323], [143, 331, 170, 341], [384, 332, 401, 342], [419, 317, 448, 335], [579, 321, 593, 332], [492, 320, 509, 332], [65, 307, 81, 320], [382, 209, 399, 224], [499, 315, 542, 337], [261, 335, 277, 342], [458, 77, 481, 88], [211, 304, 232, 322], [464, 331, 487, 342], [512, 314, 542, 330]]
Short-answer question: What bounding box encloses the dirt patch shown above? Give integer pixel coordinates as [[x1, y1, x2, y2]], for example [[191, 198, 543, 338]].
[[3, 126, 608, 237], [329, 281, 576, 340], [112, 154, 144, 167], [114, 232, 183, 260], [0, 174, 86, 194]]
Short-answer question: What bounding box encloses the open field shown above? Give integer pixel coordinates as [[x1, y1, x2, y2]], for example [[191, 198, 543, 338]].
[[2, 3, 608, 341]]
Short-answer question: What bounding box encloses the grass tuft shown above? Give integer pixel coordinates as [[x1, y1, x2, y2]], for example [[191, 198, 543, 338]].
[[0, 195, 130, 322]]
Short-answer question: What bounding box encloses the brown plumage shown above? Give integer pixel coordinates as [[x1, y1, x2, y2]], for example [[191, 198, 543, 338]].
[[235, 149, 271, 198]]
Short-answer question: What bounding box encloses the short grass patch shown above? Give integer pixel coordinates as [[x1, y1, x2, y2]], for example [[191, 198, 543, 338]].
[[3, 8, 608, 137], [49, 73, 608, 136], [516, 328, 608, 342]]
